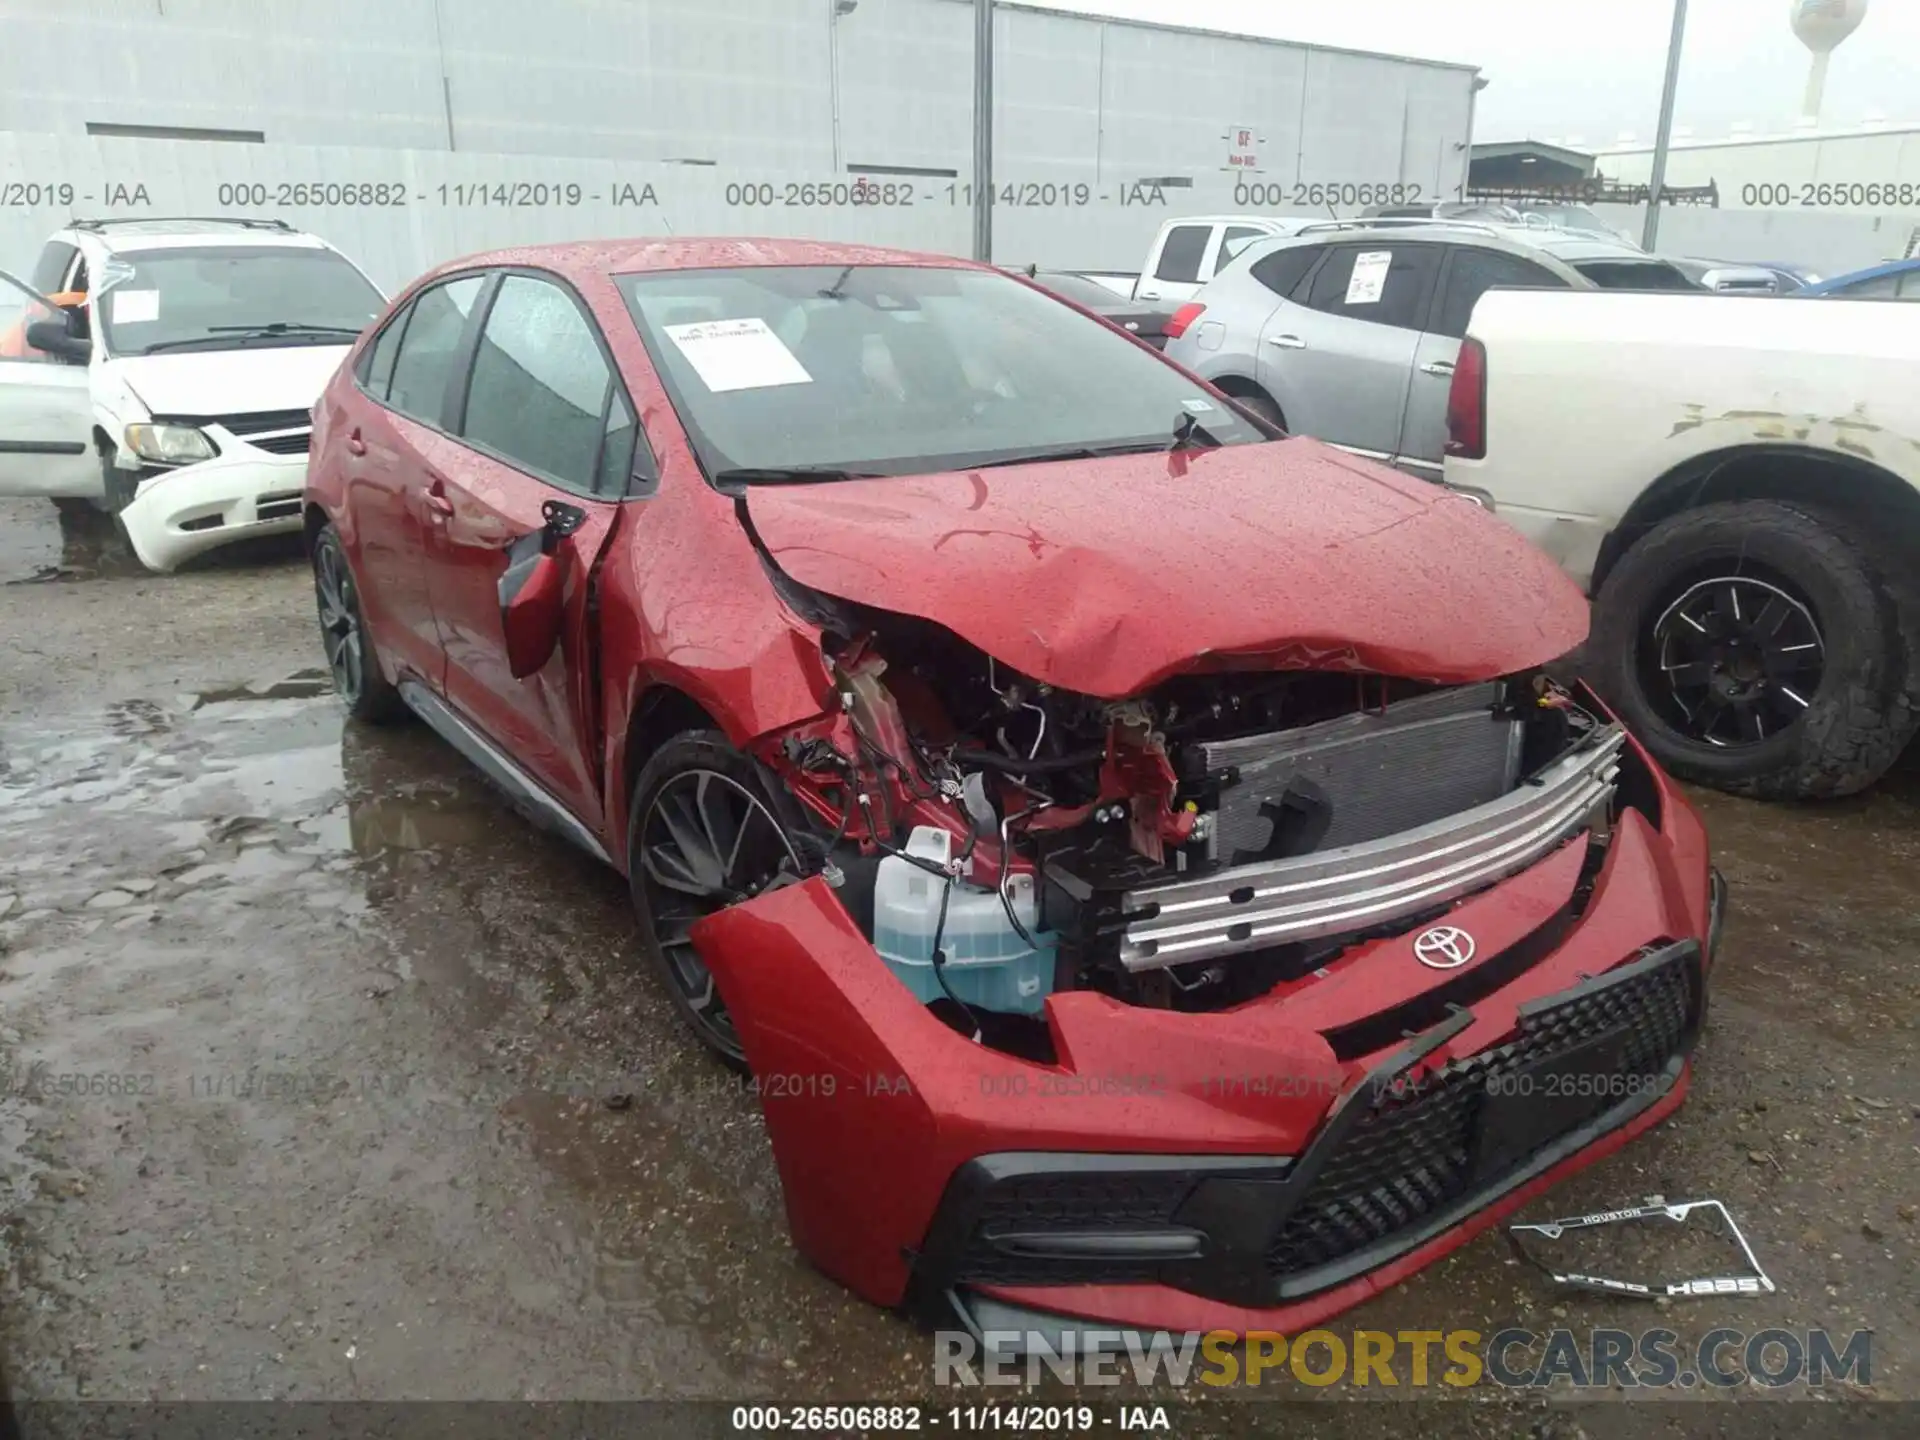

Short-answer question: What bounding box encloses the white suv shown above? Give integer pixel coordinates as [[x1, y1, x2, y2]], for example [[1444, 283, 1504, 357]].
[[0, 217, 385, 571]]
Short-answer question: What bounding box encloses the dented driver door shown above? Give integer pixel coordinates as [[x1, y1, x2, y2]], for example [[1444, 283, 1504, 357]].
[[417, 270, 639, 837]]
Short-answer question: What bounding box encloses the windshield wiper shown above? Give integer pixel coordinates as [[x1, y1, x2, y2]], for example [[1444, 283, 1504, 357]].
[[140, 322, 364, 354], [204, 322, 365, 337], [712, 465, 881, 490], [969, 442, 1170, 470]]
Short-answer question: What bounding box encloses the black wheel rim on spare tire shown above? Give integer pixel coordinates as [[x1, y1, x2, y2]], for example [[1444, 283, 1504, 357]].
[[314, 538, 365, 708], [1643, 573, 1826, 747], [637, 768, 801, 1060]]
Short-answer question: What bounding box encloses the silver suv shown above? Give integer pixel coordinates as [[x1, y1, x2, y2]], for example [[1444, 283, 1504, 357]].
[[1163, 220, 1696, 479]]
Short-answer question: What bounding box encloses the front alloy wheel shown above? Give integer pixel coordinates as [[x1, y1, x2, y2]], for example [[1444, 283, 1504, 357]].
[[629, 736, 804, 1068]]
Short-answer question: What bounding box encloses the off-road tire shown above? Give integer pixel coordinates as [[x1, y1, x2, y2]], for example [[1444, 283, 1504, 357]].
[[1589, 500, 1917, 799]]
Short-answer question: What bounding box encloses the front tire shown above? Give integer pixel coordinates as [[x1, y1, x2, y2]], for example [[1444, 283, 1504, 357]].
[[1589, 500, 1916, 799], [626, 731, 807, 1070], [312, 522, 404, 724]]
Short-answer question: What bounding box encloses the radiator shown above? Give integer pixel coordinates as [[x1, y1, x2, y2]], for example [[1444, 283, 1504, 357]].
[[1197, 683, 1523, 859]]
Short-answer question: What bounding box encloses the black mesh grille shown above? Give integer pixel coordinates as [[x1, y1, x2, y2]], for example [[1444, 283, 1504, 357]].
[[213, 409, 313, 436], [1265, 947, 1696, 1277], [247, 430, 311, 455], [958, 1171, 1205, 1285]]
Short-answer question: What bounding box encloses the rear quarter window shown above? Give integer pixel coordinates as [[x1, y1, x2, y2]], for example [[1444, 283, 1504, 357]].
[[1249, 245, 1323, 300]]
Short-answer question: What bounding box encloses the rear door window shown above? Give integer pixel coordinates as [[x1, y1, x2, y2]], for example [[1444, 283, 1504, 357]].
[[1432, 247, 1569, 337], [384, 275, 485, 424], [1153, 225, 1212, 284], [357, 308, 409, 400], [1249, 245, 1324, 300], [1302, 244, 1441, 330]]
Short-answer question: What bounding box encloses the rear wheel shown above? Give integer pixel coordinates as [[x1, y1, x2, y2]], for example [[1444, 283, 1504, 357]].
[[626, 731, 805, 1069], [1226, 390, 1285, 431], [1589, 500, 1916, 799], [312, 522, 404, 724]]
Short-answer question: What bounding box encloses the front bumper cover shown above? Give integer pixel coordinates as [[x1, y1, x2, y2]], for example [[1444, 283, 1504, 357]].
[[905, 936, 1704, 1319], [688, 726, 1722, 1334], [118, 447, 307, 572]]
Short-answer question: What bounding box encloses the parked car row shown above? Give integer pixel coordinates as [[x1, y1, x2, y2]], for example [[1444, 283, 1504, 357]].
[[1155, 210, 1920, 799], [5, 205, 1908, 1345]]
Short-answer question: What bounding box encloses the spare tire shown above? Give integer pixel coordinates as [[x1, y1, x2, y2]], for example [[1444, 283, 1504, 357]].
[[1588, 500, 1917, 799]]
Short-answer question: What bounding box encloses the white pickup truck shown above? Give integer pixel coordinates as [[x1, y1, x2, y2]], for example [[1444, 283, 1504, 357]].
[[1443, 288, 1920, 800]]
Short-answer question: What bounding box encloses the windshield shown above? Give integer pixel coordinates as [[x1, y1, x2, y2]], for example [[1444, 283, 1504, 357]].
[[1571, 259, 1700, 292], [618, 264, 1270, 480], [97, 245, 385, 356]]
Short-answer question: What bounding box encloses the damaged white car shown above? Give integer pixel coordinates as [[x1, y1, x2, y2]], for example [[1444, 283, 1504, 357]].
[[0, 217, 384, 570]]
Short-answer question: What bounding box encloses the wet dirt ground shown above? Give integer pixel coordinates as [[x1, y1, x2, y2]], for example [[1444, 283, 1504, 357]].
[[0, 496, 1915, 1435]]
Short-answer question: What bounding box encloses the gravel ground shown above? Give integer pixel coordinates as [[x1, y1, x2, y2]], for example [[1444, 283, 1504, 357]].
[[0, 497, 1914, 1436]]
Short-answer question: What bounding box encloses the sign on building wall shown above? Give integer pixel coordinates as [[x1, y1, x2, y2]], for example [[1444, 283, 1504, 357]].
[[1224, 125, 1263, 173]]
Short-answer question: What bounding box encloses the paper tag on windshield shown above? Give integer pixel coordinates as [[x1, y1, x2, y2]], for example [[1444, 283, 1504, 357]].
[[663, 317, 812, 393], [111, 289, 160, 324], [1344, 252, 1392, 306]]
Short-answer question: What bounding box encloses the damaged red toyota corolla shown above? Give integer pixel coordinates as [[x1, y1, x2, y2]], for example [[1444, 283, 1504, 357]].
[[304, 238, 1725, 1340]]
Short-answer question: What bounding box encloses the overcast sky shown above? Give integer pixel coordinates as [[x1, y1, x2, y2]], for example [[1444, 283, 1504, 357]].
[[1032, 0, 1911, 144]]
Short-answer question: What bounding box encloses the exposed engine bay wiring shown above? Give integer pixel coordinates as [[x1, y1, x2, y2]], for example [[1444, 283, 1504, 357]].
[[750, 612, 1615, 1035]]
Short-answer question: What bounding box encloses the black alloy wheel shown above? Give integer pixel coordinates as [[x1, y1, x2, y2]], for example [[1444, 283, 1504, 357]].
[[1647, 574, 1825, 747], [629, 737, 805, 1068], [311, 524, 403, 723], [1589, 500, 1918, 799]]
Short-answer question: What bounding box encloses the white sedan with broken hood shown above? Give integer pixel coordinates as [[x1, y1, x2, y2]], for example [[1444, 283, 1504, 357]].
[[0, 218, 384, 571]]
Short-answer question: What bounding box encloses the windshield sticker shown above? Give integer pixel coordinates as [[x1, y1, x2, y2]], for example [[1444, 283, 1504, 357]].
[[663, 317, 813, 393], [1345, 251, 1393, 306], [1181, 397, 1216, 413], [111, 289, 160, 324]]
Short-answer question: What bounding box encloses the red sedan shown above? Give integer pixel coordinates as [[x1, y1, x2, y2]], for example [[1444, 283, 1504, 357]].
[[303, 238, 1724, 1340]]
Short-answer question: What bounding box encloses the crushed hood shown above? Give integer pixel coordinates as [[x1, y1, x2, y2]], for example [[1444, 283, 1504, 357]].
[[115, 345, 351, 419], [744, 438, 1589, 696]]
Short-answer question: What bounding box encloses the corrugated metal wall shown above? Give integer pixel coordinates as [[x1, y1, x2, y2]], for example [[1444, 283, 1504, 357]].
[[1599, 130, 1920, 205], [1, 0, 1475, 283]]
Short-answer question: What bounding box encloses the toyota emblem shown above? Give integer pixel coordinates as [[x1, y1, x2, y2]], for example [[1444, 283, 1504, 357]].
[[1414, 926, 1476, 970]]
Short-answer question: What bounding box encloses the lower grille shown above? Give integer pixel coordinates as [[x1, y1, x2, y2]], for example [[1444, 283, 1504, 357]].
[[907, 941, 1703, 1312], [256, 490, 303, 522], [1265, 942, 1698, 1278], [960, 1171, 1206, 1285]]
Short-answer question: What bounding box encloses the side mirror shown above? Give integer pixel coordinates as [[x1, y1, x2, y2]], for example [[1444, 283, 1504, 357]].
[[24, 318, 89, 362], [497, 499, 587, 679]]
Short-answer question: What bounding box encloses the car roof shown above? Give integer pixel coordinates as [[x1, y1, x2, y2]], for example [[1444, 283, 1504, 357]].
[[55, 219, 334, 254], [413, 237, 986, 290], [1803, 256, 1920, 294], [1236, 219, 1657, 269]]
